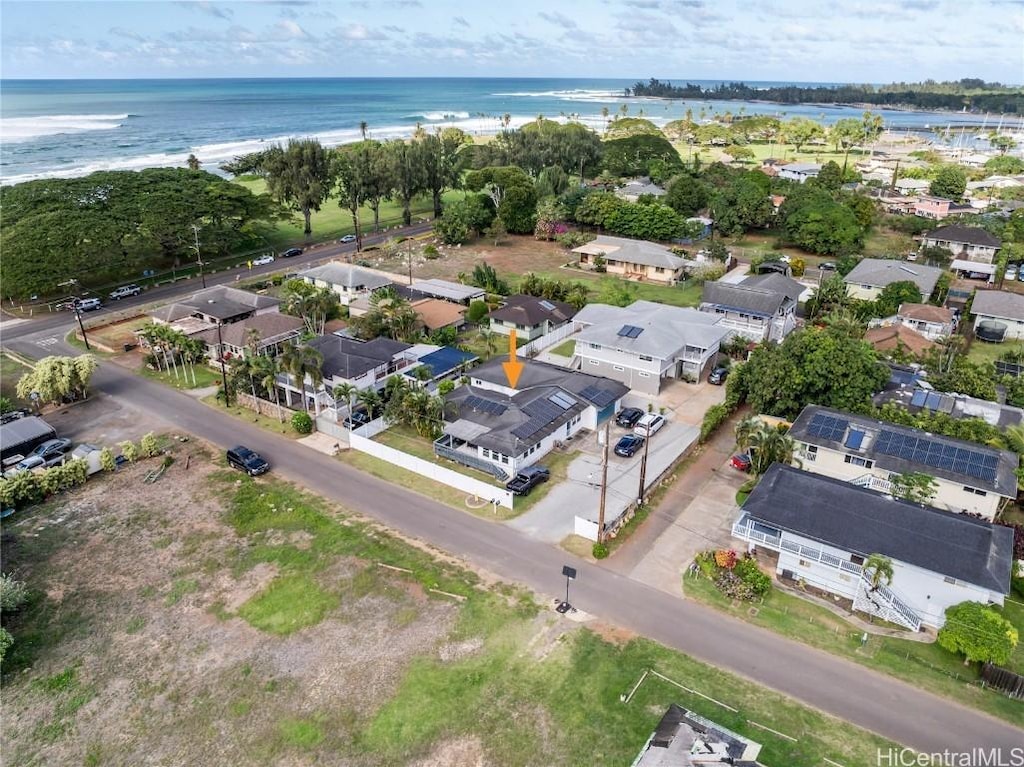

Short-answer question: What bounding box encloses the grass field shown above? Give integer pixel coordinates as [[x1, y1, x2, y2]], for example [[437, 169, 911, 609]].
[[1, 353, 31, 407], [1, 452, 901, 766], [685, 574, 1024, 726], [233, 177, 464, 249], [141, 363, 224, 390], [967, 337, 1024, 368], [549, 339, 576, 358]]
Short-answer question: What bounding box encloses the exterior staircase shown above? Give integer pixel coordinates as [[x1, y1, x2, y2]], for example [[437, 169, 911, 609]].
[[850, 473, 893, 494], [852, 570, 922, 631]]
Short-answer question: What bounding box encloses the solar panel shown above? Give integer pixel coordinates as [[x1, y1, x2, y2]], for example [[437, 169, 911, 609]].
[[910, 389, 928, 407], [874, 429, 998, 482], [806, 413, 849, 442], [617, 324, 644, 338], [524, 398, 563, 422], [924, 392, 944, 411], [464, 395, 506, 416], [512, 416, 550, 441], [845, 429, 865, 450], [579, 384, 619, 408], [548, 391, 575, 410], [538, 300, 556, 311]]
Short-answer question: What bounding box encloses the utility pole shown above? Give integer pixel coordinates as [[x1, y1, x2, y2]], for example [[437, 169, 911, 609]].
[[216, 320, 230, 406], [637, 427, 651, 506], [406, 246, 413, 286], [192, 224, 207, 289], [59, 279, 91, 351], [597, 420, 610, 544]]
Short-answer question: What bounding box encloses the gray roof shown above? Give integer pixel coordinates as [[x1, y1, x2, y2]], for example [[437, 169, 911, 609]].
[[743, 465, 1013, 593], [194, 312, 304, 347], [488, 295, 577, 326], [409, 278, 485, 303], [634, 704, 762, 767], [1, 416, 56, 453], [779, 162, 821, 174], [619, 177, 666, 197], [700, 277, 798, 318], [740, 272, 806, 302], [447, 358, 628, 454], [574, 300, 730, 359], [843, 259, 943, 295], [790, 405, 1019, 496], [923, 225, 1001, 249], [971, 290, 1024, 323], [873, 387, 1024, 430], [573, 235, 686, 271], [298, 263, 393, 291], [307, 335, 411, 381], [151, 286, 279, 323]]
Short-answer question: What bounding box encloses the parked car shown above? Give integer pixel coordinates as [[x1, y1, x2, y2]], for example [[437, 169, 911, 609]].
[[634, 413, 666, 438], [75, 297, 102, 312], [338, 234, 357, 243], [708, 366, 730, 385], [252, 254, 275, 266], [905, 252, 919, 262], [343, 408, 371, 430], [31, 437, 72, 462], [4, 455, 47, 478], [730, 453, 752, 472], [281, 247, 303, 258], [226, 445, 270, 476], [819, 261, 837, 272], [505, 465, 550, 496], [615, 407, 645, 428], [614, 434, 645, 458], [1018, 269, 1024, 283], [1006, 264, 1019, 281], [109, 284, 142, 300]]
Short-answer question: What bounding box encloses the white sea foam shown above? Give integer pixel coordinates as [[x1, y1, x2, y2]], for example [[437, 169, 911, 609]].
[[0, 114, 130, 142], [404, 111, 471, 121], [491, 89, 624, 102]]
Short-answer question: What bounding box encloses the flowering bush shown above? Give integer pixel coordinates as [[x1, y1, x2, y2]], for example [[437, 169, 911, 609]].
[[733, 557, 771, 596], [714, 549, 737, 569], [714, 570, 756, 601]]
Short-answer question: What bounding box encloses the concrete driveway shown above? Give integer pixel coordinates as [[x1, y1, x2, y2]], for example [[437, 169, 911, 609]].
[[508, 419, 699, 543]]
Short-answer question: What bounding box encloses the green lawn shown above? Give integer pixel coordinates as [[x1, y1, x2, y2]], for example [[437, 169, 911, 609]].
[[233, 178, 463, 249], [200, 394, 301, 438], [519, 270, 703, 309], [967, 337, 1024, 368], [141, 363, 224, 390], [1, 353, 32, 407], [214, 473, 898, 766], [549, 339, 576, 358], [685, 575, 1024, 726]]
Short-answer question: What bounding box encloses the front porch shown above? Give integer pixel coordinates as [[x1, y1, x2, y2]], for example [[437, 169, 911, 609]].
[[433, 432, 511, 482]]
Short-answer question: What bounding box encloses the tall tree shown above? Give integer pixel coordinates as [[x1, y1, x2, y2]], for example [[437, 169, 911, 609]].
[[263, 139, 334, 237], [937, 602, 1019, 665], [333, 142, 374, 251], [361, 140, 395, 233], [781, 117, 825, 153], [829, 118, 863, 175], [384, 140, 424, 226], [186, 154, 201, 171], [280, 343, 324, 414], [417, 127, 470, 218]]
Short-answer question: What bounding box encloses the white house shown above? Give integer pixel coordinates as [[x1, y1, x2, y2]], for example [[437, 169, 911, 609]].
[[918, 225, 1002, 264], [296, 263, 393, 305], [699, 272, 803, 342], [571, 301, 732, 394], [573, 235, 687, 284], [487, 295, 578, 341], [777, 162, 821, 183], [149, 285, 281, 336], [616, 177, 667, 203], [434, 358, 628, 481], [895, 302, 955, 340], [971, 290, 1024, 341], [788, 405, 1019, 521], [842, 259, 944, 302], [732, 464, 1014, 630]]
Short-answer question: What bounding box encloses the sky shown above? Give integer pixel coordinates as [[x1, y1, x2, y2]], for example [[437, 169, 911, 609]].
[[1, 0, 1022, 82]]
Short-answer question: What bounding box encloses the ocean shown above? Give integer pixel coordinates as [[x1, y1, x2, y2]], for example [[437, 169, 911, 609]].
[[0, 77, 1002, 186]]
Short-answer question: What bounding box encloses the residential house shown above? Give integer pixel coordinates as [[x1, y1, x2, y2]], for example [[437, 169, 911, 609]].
[[732, 464, 1013, 630], [401, 346, 478, 388], [877, 193, 919, 215], [296, 263, 393, 305], [573, 235, 687, 284], [842, 259, 943, 302], [896, 303, 955, 340], [277, 336, 416, 412], [777, 162, 821, 183], [894, 178, 931, 195], [971, 290, 1024, 341], [434, 358, 627, 480], [488, 295, 577, 341], [149, 285, 281, 336], [616, 177, 666, 202], [874, 386, 1024, 430], [913, 196, 976, 220], [571, 301, 731, 394], [864, 324, 936, 359], [918, 225, 1002, 264], [788, 405, 1019, 520], [348, 295, 467, 335], [699, 272, 803, 342], [407, 278, 485, 305], [631, 704, 763, 767], [193, 312, 304, 363]]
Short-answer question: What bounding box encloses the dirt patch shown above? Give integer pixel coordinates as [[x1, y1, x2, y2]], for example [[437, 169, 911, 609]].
[[437, 637, 484, 663], [409, 736, 488, 767], [589, 621, 639, 647], [1, 447, 459, 767]]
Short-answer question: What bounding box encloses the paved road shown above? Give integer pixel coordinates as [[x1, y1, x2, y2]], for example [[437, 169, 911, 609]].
[[0, 222, 434, 337], [7, 330, 1021, 752]]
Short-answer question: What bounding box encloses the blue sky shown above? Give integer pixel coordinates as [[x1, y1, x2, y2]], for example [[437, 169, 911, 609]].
[[2, 0, 1022, 82]]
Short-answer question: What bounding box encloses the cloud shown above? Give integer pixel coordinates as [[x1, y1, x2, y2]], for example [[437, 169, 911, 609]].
[[274, 19, 310, 39], [175, 1, 233, 20], [539, 11, 578, 28], [453, 16, 470, 28], [109, 26, 145, 42], [336, 23, 387, 40]]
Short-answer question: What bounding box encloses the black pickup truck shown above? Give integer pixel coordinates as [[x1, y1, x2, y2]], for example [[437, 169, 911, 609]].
[[505, 465, 550, 496]]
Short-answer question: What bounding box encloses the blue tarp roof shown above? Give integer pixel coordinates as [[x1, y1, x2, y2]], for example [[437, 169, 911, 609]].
[[405, 347, 478, 380]]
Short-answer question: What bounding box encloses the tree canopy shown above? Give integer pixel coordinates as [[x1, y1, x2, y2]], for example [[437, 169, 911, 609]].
[[601, 134, 683, 178], [937, 602, 1019, 665]]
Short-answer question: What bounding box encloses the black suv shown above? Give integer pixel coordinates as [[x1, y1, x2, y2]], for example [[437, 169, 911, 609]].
[[281, 247, 303, 258], [226, 445, 270, 476], [615, 407, 644, 428], [505, 465, 550, 496]]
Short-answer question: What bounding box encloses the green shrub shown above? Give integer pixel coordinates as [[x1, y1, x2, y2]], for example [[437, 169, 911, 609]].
[[423, 244, 440, 259], [0, 574, 29, 611], [592, 542, 609, 559], [694, 551, 717, 579], [119, 441, 139, 463], [733, 557, 771, 596], [466, 300, 489, 324], [140, 432, 160, 458], [271, 275, 284, 287], [699, 404, 730, 443], [438, 380, 455, 396], [291, 411, 314, 434], [99, 448, 116, 472], [1012, 574, 1024, 600]]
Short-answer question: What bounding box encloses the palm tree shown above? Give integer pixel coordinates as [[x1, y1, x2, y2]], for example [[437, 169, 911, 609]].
[[186, 153, 201, 171], [356, 388, 382, 420], [359, 121, 368, 140], [748, 425, 799, 476], [863, 554, 894, 592], [257, 356, 285, 422], [477, 327, 496, 359], [280, 343, 323, 414], [333, 382, 359, 425], [734, 416, 762, 453]]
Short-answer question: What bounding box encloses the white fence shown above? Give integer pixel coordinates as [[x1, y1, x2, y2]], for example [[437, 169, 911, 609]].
[[348, 431, 515, 509], [519, 322, 580, 358]]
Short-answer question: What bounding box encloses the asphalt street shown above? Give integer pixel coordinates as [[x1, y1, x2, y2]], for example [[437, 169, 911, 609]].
[[4, 324, 1020, 753]]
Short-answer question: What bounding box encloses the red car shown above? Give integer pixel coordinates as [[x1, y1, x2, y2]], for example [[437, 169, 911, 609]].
[[730, 453, 752, 472]]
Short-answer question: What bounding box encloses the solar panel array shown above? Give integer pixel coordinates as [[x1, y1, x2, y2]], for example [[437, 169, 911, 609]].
[[806, 413, 849, 442], [538, 300, 556, 311], [464, 395, 507, 416], [548, 391, 575, 410], [874, 430, 999, 482], [512, 393, 580, 441], [579, 384, 619, 408], [909, 389, 955, 413], [617, 324, 644, 338]]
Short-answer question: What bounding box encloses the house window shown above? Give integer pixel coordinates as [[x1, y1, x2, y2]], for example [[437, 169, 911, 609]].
[[963, 486, 987, 496], [639, 355, 653, 361], [860, 284, 873, 290], [798, 559, 810, 568], [589, 343, 600, 349], [850, 554, 865, 566], [501, 455, 509, 464], [844, 455, 873, 469], [944, 576, 957, 585], [613, 365, 624, 372], [482, 448, 491, 459], [804, 445, 818, 462], [655, 267, 665, 274], [589, 360, 599, 366], [639, 371, 650, 378]]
